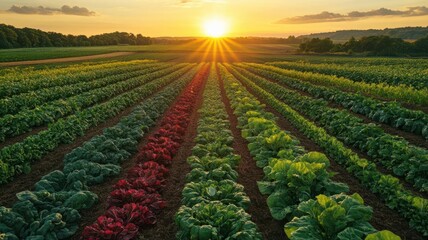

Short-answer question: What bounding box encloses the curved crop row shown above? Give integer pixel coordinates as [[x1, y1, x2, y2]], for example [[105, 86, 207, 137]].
[[220, 64, 399, 240], [175, 65, 262, 240], [245, 63, 428, 106], [221, 64, 428, 236], [230, 64, 428, 192], [267, 61, 428, 90], [0, 64, 183, 142], [81, 64, 208, 239], [0, 60, 156, 98], [239, 63, 428, 139], [0, 64, 194, 184], [264, 56, 428, 68], [0, 62, 168, 117], [0, 65, 199, 240]]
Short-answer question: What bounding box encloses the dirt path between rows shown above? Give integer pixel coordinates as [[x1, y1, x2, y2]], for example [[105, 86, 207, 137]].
[[0, 52, 136, 66]]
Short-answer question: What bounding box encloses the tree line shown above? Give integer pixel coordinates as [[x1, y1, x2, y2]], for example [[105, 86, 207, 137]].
[[299, 35, 428, 56], [0, 24, 152, 49]]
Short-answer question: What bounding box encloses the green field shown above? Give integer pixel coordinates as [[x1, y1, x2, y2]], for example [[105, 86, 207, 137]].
[[0, 42, 299, 62], [0, 42, 427, 240]]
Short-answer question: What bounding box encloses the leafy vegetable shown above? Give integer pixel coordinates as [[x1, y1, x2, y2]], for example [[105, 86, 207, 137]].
[[182, 180, 250, 209], [176, 202, 262, 240], [285, 194, 377, 240]]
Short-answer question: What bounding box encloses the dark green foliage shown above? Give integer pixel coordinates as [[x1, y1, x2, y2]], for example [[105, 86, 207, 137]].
[[0, 24, 151, 49], [299, 34, 428, 56]]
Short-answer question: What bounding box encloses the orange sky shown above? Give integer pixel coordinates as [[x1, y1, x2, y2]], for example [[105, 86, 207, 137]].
[[1, 0, 428, 37]]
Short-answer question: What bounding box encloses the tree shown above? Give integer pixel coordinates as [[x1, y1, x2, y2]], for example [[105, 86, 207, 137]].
[[136, 34, 151, 45], [299, 38, 334, 53], [414, 35, 428, 53]]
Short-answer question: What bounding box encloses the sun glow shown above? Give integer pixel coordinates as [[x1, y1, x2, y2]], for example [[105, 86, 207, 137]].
[[203, 18, 228, 38]]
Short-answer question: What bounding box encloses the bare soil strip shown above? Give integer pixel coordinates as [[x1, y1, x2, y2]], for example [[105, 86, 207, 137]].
[[232, 69, 424, 240], [217, 66, 287, 240], [0, 52, 136, 66]]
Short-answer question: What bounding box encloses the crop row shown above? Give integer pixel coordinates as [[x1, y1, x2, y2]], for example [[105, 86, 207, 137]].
[[268, 56, 428, 68], [175, 65, 262, 239], [220, 63, 399, 240], [230, 64, 428, 192], [0, 63, 183, 142], [247, 63, 427, 106], [0, 65, 199, 239], [222, 64, 428, 236], [267, 61, 428, 90], [81, 64, 208, 239], [0, 60, 155, 98], [239, 63, 428, 139], [0, 62, 167, 117], [0, 64, 194, 184]]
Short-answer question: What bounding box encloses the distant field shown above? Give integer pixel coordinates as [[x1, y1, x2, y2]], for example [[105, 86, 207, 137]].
[[0, 42, 299, 63]]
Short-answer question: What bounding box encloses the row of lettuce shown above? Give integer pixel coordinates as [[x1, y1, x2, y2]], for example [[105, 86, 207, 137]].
[[267, 61, 428, 90], [240, 62, 427, 106], [81, 64, 207, 239], [221, 63, 428, 236], [0, 63, 178, 142], [241, 63, 428, 139], [0, 64, 193, 184], [219, 64, 401, 239], [175, 65, 262, 239], [0, 64, 199, 239], [0, 60, 156, 98], [0, 62, 166, 117], [232, 64, 428, 192]]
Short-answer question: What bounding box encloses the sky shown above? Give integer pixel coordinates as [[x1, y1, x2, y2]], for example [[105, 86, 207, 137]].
[[0, 0, 428, 37]]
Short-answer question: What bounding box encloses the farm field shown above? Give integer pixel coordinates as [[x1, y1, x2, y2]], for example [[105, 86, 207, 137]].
[[0, 42, 298, 63], [0, 42, 427, 240]]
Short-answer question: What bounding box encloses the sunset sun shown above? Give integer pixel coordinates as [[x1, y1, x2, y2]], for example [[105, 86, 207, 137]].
[[203, 18, 228, 38]]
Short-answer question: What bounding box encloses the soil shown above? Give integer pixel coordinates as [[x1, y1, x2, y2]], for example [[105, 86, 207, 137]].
[[0, 52, 136, 67], [217, 65, 287, 240], [0, 125, 47, 149], [229, 66, 425, 240], [0, 67, 190, 207]]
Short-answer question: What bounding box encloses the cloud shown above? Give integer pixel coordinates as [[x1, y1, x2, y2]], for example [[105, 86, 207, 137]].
[[277, 6, 428, 24], [60, 5, 96, 16], [7, 5, 96, 16]]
